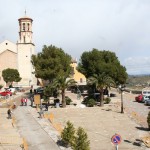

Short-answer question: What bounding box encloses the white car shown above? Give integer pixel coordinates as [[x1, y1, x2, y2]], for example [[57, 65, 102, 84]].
[[143, 95, 150, 103], [145, 99, 150, 105]]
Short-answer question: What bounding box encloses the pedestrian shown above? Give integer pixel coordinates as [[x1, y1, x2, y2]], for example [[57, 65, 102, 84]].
[[45, 103, 48, 111], [21, 97, 24, 106], [7, 109, 12, 119], [30, 96, 34, 107], [24, 98, 27, 106], [30, 88, 33, 94]]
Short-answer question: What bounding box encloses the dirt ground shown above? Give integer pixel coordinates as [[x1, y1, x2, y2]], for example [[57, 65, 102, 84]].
[[48, 91, 150, 150]]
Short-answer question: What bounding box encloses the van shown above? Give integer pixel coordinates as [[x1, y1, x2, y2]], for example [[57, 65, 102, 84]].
[[142, 88, 150, 96]]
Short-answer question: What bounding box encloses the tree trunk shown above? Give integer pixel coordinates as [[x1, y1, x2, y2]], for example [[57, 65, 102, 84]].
[[62, 89, 66, 108], [99, 89, 104, 107]]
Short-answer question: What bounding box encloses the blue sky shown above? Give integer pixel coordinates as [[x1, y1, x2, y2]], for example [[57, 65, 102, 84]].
[[0, 0, 150, 75]]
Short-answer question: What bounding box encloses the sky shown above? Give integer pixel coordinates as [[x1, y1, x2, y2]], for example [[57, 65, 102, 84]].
[[0, 0, 150, 75]]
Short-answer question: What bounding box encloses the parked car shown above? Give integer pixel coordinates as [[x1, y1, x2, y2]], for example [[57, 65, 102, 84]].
[[142, 95, 150, 103], [5, 87, 16, 93], [145, 99, 150, 106], [34, 87, 44, 98], [135, 94, 143, 102], [0, 90, 12, 96]]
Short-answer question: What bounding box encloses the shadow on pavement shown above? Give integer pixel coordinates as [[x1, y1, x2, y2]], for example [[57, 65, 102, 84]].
[[124, 139, 143, 147], [135, 126, 149, 131]]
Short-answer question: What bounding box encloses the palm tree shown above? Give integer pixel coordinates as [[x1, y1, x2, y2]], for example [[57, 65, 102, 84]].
[[87, 73, 115, 106], [53, 76, 77, 108]]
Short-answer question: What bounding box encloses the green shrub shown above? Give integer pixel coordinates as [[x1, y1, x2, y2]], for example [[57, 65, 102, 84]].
[[65, 96, 72, 105], [72, 127, 90, 150], [87, 99, 96, 107], [147, 111, 150, 130], [0, 85, 2, 88], [61, 121, 75, 147], [104, 97, 111, 104]]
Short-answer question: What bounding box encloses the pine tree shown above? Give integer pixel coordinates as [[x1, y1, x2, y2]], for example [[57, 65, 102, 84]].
[[61, 121, 75, 147], [73, 127, 90, 150], [147, 111, 150, 129]]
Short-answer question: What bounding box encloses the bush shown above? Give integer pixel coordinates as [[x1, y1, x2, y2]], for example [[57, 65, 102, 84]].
[[61, 121, 75, 147], [104, 97, 111, 104], [147, 111, 150, 130], [0, 85, 3, 90], [72, 127, 90, 150], [65, 96, 72, 105], [87, 99, 96, 107]]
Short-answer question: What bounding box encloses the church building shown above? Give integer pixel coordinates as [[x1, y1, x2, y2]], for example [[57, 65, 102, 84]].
[[0, 14, 36, 87]]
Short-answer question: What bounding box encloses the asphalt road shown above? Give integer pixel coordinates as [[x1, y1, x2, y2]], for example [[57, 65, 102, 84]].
[[14, 105, 60, 150], [112, 90, 150, 128]]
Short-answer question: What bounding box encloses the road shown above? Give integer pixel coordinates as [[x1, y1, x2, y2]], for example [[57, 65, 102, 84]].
[[14, 103, 60, 150], [112, 90, 150, 128]]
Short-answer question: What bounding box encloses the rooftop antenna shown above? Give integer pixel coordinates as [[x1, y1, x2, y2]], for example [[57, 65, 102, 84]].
[[24, 9, 27, 16]]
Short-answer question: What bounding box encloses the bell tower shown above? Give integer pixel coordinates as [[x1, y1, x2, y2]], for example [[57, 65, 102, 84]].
[[18, 12, 33, 44], [17, 12, 36, 86]]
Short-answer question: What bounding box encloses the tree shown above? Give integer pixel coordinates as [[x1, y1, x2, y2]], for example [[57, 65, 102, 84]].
[[147, 111, 150, 130], [87, 73, 115, 106], [77, 49, 127, 85], [72, 127, 90, 150], [2, 68, 22, 86], [77, 49, 127, 106], [53, 76, 77, 108], [61, 121, 76, 147], [31, 45, 72, 82]]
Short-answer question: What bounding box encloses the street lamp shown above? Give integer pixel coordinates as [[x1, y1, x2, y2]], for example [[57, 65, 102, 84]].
[[119, 85, 125, 113]]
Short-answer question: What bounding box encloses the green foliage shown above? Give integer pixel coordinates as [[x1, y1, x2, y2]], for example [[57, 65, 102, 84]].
[[87, 99, 96, 107], [0, 85, 3, 89], [72, 127, 90, 150], [61, 121, 75, 147], [65, 96, 72, 105], [147, 111, 150, 129], [2, 68, 22, 84], [31, 45, 72, 81], [77, 49, 127, 85], [53, 76, 76, 107], [87, 74, 115, 106], [44, 84, 59, 100], [104, 97, 111, 104]]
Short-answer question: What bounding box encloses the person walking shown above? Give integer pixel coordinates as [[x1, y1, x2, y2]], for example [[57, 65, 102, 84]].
[[24, 98, 28, 106], [45, 103, 48, 111], [7, 109, 12, 119], [21, 97, 24, 106], [30, 96, 34, 107]]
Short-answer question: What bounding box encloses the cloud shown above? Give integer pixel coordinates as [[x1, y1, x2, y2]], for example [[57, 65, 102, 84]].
[[1, 0, 150, 75], [123, 57, 150, 75]]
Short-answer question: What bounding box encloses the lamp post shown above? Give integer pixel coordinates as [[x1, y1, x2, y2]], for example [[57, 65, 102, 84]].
[[119, 85, 125, 114]]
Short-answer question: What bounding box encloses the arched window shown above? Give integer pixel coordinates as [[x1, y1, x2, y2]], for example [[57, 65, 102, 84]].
[[23, 23, 25, 31], [27, 23, 30, 31], [24, 36, 26, 43]]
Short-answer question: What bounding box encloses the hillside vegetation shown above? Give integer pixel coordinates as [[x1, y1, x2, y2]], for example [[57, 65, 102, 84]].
[[126, 75, 150, 89]]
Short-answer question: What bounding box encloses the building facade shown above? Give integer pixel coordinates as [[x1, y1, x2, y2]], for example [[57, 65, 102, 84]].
[[70, 59, 86, 86], [0, 14, 36, 87]]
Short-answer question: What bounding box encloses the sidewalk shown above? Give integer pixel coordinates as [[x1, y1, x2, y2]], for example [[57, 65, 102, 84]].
[[0, 108, 23, 150]]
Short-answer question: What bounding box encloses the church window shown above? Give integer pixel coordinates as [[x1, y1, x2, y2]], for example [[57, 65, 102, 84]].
[[27, 23, 30, 31], [23, 23, 25, 31], [71, 67, 74, 75], [24, 36, 26, 43], [80, 78, 83, 83], [5, 43, 8, 45]]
